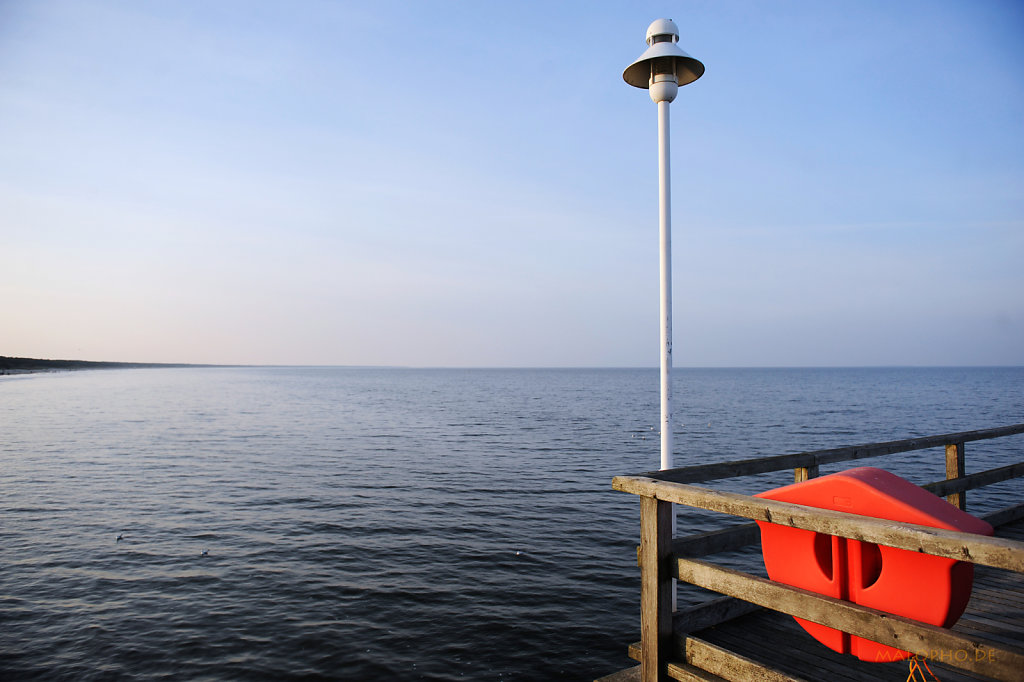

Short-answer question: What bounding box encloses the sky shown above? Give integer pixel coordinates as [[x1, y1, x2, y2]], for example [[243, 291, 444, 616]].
[[2, 0, 1022, 367]]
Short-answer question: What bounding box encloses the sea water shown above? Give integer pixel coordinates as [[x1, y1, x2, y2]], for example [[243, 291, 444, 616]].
[[1, 367, 1022, 680]]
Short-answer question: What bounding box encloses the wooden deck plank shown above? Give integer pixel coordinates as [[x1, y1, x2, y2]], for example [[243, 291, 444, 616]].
[[595, 666, 641, 682], [699, 616, 869, 682], [970, 587, 1024, 611], [695, 606, 1003, 682], [681, 610, 852, 680], [968, 591, 1024, 612], [973, 584, 1024, 601], [960, 610, 1024, 638], [953, 620, 1024, 650], [665, 661, 728, 682], [695, 609, 909, 681], [971, 578, 1024, 597], [684, 635, 810, 682]]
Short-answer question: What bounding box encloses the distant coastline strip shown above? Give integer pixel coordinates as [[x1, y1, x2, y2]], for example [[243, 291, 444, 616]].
[[0, 356, 218, 374]]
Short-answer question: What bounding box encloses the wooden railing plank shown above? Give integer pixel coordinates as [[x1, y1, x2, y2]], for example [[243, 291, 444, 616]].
[[673, 595, 760, 634], [664, 661, 728, 682], [981, 503, 1024, 528], [923, 462, 1024, 498], [684, 636, 811, 682], [664, 469, 1024, 560], [613, 477, 1024, 572], [675, 557, 1024, 680], [671, 522, 759, 557], [632, 423, 1024, 484]]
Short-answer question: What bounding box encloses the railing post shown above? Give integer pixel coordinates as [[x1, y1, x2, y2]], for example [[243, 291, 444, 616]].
[[794, 465, 819, 483], [640, 495, 673, 682], [946, 441, 966, 510]]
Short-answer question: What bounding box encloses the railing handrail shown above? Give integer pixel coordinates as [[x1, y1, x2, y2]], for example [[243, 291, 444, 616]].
[[618, 424, 1024, 682], [614, 475, 1024, 572], [636, 423, 1024, 484]]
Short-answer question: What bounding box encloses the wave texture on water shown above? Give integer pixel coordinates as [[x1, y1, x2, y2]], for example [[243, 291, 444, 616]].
[[1, 367, 1022, 680]]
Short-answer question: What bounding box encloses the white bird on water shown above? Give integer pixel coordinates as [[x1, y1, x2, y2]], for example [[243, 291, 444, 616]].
[[201, 549, 209, 556], [116, 534, 123, 542]]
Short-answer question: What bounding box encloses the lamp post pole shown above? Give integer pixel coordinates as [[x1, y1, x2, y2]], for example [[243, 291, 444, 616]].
[[657, 96, 673, 474], [623, 19, 704, 477], [624, 21, 704, 617]]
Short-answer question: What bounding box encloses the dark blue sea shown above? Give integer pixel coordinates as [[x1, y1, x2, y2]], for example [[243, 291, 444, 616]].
[[2, 367, 1022, 681]]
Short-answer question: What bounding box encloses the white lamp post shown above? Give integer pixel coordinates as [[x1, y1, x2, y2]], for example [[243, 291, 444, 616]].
[[623, 19, 704, 476]]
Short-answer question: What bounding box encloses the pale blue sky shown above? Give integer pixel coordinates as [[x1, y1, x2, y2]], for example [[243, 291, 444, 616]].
[[2, 1, 1022, 366]]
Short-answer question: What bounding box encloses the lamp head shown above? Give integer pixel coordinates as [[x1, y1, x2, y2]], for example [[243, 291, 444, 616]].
[[645, 18, 679, 45], [623, 18, 704, 103]]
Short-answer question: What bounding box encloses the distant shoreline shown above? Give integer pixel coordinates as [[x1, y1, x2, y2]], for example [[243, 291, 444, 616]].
[[2, 359, 1019, 375], [0, 356, 219, 375]]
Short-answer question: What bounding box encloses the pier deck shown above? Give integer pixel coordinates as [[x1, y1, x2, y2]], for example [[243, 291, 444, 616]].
[[601, 425, 1024, 682]]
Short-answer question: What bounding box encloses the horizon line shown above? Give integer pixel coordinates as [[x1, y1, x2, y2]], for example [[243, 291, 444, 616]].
[[4, 356, 1022, 372]]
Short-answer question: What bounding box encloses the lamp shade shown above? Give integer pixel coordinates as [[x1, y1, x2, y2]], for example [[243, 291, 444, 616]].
[[623, 19, 704, 89]]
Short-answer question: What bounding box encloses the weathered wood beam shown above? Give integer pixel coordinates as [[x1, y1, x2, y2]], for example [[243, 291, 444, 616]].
[[594, 665, 642, 682], [671, 523, 760, 558], [922, 462, 1024, 498], [640, 496, 673, 682], [675, 557, 1024, 680], [665, 661, 728, 682], [669, 465, 1024, 556], [628, 424, 1024, 484], [613, 477, 1024, 572], [946, 442, 967, 510], [673, 595, 761, 634], [981, 503, 1024, 528], [793, 465, 818, 483], [683, 636, 810, 682], [627, 644, 730, 682]]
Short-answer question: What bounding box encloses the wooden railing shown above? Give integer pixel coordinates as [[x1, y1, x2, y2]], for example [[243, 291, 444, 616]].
[[611, 424, 1024, 682]]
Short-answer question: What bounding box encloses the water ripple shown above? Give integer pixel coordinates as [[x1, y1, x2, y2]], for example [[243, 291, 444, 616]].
[[2, 366, 1021, 680]]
